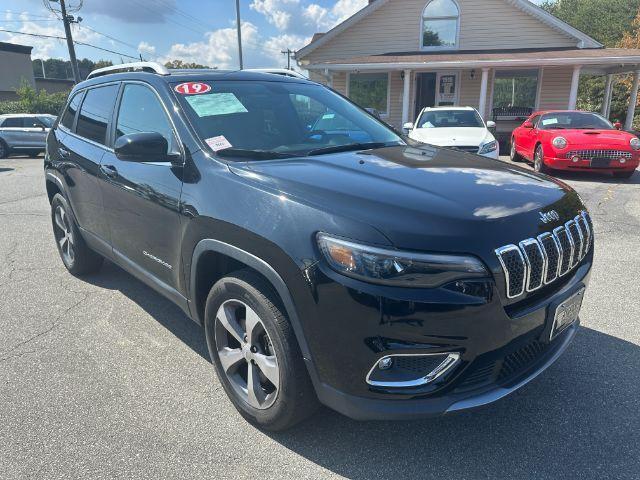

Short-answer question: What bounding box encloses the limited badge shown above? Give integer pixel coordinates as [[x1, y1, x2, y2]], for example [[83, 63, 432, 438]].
[[174, 82, 212, 95]]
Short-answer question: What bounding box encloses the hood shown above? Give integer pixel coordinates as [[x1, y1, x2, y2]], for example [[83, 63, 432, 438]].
[[409, 127, 492, 147], [561, 129, 636, 148], [229, 145, 583, 255]]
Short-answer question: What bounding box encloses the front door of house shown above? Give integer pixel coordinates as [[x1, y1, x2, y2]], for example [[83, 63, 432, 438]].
[[415, 73, 437, 118]]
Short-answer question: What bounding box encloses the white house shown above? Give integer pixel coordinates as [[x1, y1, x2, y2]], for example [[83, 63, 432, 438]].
[[296, 0, 640, 136]]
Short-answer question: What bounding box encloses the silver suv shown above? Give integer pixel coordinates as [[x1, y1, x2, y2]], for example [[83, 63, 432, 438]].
[[0, 114, 56, 158]]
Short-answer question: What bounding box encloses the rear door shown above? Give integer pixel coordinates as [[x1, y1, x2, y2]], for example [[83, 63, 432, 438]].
[[22, 116, 49, 149], [57, 84, 119, 243], [98, 81, 185, 291]]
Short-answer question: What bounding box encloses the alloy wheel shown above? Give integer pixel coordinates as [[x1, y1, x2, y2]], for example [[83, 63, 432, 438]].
[[510, 141, 516, 160], [534, 147, 543, 172], [214, 299, 279, 410], [53, 205, 75, 265]]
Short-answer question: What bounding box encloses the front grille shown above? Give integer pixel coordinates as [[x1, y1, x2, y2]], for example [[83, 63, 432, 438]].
[[497, 340, 549, 381], [450, 145, 479, 153], [565, 150, 633, 161], [496, 211, 592, 299]]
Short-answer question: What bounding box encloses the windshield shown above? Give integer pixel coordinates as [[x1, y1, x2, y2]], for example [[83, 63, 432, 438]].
[[538, 112, 614, 130], [37, 116, 55, 128], [172, 80, 403, 158], [417, 110, 484, 129]]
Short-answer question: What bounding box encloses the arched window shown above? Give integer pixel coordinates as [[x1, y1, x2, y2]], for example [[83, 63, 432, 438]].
[[422, 0, 459, 49]]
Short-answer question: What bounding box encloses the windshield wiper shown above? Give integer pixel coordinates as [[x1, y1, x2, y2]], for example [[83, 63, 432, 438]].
[[306, 142, 399, 156], [215, 148, 298, 160]]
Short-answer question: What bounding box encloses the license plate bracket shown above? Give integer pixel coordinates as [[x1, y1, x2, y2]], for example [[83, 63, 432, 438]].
[[590, 158, 611, 168], [550, 288, 584, 341]]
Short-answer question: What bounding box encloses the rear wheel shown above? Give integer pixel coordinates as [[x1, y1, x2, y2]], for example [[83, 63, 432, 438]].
[[51, 193, 103, 275], [613, 170, 635, 179], [204, 270, 318, 431], [510, 138, 523, 162], [534, 144, 551, 174], [0, 140, 8, 159]]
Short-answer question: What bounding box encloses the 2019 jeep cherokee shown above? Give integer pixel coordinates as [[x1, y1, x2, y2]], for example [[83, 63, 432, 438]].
[[45, 63, 592, 431]]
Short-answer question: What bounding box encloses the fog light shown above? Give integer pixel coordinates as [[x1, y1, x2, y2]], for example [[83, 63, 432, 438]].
[[571, 156, 580, 163], [378, 357, 393, 370], [620, 158, 627, 164]]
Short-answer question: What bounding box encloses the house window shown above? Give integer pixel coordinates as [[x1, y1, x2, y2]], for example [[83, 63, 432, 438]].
[[348, 72, 389, 115], [422, 0, 459, 49], [493, 70, 539, 109]]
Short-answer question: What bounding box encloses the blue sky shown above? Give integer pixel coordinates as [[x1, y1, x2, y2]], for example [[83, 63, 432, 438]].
[[0, 0, 545, 70]]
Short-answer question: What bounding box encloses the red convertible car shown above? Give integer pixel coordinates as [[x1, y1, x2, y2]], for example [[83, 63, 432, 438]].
[[510, 110, 639, 178]]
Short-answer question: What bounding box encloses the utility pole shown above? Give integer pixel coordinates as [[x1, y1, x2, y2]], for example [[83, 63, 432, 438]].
[[235, 0, 243, 69], [281, 49, 294, 70], [56, 0, 81, 83]]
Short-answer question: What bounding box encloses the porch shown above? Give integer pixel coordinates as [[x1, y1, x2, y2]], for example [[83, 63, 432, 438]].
[[304, 48, 640, 134]]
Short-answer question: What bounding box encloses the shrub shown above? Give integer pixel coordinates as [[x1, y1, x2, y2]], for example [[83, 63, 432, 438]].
[[0, 81, 70, 116]]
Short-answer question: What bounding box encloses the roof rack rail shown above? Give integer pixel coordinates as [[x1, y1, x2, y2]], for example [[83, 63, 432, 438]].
[[87, 62, 170, 80], [245, 68, 307, 79]]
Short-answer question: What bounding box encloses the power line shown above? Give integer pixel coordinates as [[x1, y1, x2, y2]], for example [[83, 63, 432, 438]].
[[0, 10, 56, 19], [148, 0, 214, 32], [78, 24, 139, 51]]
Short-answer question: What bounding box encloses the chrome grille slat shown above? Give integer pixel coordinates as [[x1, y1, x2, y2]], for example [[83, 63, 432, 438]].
[[565, 150, 633, 160], [496, 212, 593, 299]]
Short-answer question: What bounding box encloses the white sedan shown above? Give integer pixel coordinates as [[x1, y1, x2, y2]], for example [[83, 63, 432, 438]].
[[403, 107, 499, 159]]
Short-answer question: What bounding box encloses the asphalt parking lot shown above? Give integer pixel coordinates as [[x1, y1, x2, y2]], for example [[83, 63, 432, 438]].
[[1, 155, 639, 480]]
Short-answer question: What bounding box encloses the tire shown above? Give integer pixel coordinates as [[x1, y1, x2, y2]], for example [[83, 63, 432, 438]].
[[613, 170, 635, 179], [51, 193, 103, 275], [510, 138, 523, 162], [204, 269, 319, 431], [0, 140, 8, 159], [534, 144, 552, 174]]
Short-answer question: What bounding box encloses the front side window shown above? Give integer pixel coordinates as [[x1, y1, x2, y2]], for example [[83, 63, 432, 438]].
[[173, 80, 402, 158], [422, 0, 459, 48], [61, 92, 83, 130], [37, 116, 55, 128], [76, 85, 119, 145], [493, 70, 539, 110], [348, 73, 389, 115], [116, 84, 177, 152]]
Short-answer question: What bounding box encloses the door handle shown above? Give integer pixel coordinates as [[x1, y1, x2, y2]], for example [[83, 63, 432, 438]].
[[100, 164, 119, 179], [58, 147, 70, 159]]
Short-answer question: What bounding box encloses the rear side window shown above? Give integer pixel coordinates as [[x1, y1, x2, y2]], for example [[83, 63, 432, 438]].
[[61, 93, 82, 130], [2, 117, 24, 128], [76, 84, 119, 145], [115, 84, 177, 152]]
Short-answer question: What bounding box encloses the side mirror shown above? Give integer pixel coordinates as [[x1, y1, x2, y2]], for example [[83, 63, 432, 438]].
[[614, 121, 622, 130], [403, 122, 414, 131], [486, 120, 496, 129], [33, 123, 46, 131], [115, 132, 170, 162], [523, 121, 534, 129]]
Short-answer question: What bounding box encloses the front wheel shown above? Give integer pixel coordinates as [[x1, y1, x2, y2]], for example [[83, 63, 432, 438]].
[[204, 270, 319, 431], [0, 140, 8, 159], [534, 144, 552, 174], [510, 138, 523, 162]]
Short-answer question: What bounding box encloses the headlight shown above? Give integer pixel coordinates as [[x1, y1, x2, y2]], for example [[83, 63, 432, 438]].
[[552, 136, 568, 149], [317, 233, 488, 288], [478, 140, 498, 155], [630, 137, 640, 150]]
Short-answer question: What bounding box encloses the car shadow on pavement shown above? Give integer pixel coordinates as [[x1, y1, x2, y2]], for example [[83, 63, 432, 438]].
[[268, 327, 640, 479], [551, 169, 640, 185], [0, 167, 14, 173], [82, 260, 209, 361]]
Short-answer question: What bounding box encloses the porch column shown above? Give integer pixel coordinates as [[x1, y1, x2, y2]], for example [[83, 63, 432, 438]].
[[601, 74, 614, 118], [625, 70, 640, 131], [478, 68, 490, 119], [568, 66, 581, 110], [401, 69, 411, 125], [324, 68, 333, 88]]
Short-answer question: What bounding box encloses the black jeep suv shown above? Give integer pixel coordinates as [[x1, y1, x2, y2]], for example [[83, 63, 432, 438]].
[[45, 63, 593, 430]]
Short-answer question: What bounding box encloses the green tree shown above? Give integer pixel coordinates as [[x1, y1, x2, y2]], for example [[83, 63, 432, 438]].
[[164, 59, 212, 69], [0, 81, 69, 115]]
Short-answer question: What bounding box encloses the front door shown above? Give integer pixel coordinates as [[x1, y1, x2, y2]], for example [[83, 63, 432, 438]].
[[414, 73, 437, 118], [99, 82, 184, 291]]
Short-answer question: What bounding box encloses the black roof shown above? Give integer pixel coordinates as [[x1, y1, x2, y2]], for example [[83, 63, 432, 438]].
[[0, 41, 33, 54]]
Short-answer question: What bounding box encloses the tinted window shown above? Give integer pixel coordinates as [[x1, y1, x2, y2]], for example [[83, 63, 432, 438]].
[[539, 112, 613, 131], [417, 110, 484, 128], [37, 116, 55, 128], [2, 117, 24, 128], [116, 84, 177, 152], [61, 92, 82, 130], [76, 85, 119, 145]]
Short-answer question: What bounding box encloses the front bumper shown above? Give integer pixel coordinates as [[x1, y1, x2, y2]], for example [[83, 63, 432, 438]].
[[546, 153, 639, 172], [303, 252, 591, 421]]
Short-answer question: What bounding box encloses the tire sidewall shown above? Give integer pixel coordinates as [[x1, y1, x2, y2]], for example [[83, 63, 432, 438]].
[[204, 275, 296, 428], [534, 144, 544, 172], [51, 193, 77, 271], [0, 140, 8, 159]]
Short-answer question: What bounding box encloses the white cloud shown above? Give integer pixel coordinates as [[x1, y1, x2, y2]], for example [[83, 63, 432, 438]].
[[138, 41, 156, 56], [250, 0, 300, 30]]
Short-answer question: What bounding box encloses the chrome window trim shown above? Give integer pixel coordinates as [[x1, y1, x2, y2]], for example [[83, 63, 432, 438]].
[[495, 244, 527, 299], [537, 232, 560, 284], [365, 352, 461, 388], [519, 238, 546, 292], [553, 226, 573, 277]]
